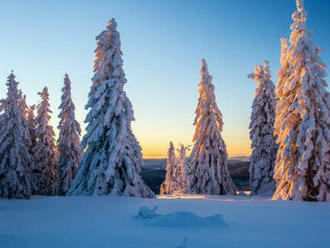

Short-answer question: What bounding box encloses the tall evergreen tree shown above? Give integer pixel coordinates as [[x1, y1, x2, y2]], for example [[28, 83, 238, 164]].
[[18, 90, 37, 192], [273, 0, 330, 201], [0, 72, 31, 199], [248, 61, 277, 194], [27, 105, 37, 155], [57, 74, 81, 196], [161, 143, 189, 195], [160, 142, 178, 194], [18, 90, 28, 119], [32, 87, 57, 195], [27, 104, 37, 193], [67, 19, 154, 198], [186, 59, 236, 195], [175, 144, 189, 193]]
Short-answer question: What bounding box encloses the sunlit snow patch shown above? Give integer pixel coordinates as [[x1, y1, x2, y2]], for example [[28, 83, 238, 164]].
[[136, 206, 226, 228]]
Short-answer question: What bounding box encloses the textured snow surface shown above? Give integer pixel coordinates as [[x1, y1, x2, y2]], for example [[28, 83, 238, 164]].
[[136, 206, 226, 228], [1, 195, 330, 248]]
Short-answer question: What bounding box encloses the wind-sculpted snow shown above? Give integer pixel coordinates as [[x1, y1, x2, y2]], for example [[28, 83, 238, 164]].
[[136, 206, 226, 228]]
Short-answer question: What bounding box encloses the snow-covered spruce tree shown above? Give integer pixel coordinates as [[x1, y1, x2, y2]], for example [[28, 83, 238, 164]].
[[160, 142, 178, 194], [0, 72, 31, 199], [67, 19, 154, 198], [187, 59, 236, 195], [176, 145, 186, 188], [18, 90, 38, 192], [27, 105, 37, 155], [18, 90, 28, 119], [174, 144, 189, 193], [273, 0, 330, 201], [27, 104, 38, 193], [32, 87, 57, 196], [248, 61, 277, 195], [56, 74, 81, 196], [161, 143, 189, 194]]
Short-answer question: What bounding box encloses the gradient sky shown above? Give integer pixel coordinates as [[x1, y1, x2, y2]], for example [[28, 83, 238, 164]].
[[0, 0, 329, 158]]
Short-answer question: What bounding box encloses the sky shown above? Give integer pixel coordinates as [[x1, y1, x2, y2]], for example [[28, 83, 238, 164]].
[[0, 0, 329, 158]]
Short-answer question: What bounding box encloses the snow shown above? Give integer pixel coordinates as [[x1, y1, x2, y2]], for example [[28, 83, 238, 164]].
[[136, 205, 226, 228], [1, 195, 329, 248]]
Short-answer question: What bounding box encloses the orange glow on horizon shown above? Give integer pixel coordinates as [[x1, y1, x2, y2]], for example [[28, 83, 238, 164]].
[[133, 118, 252, 159], [157, 191, 252, 200], [140, 139, 251, 159]]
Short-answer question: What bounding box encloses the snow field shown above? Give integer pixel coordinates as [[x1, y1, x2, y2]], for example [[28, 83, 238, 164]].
[[1, 195, 330, 248]]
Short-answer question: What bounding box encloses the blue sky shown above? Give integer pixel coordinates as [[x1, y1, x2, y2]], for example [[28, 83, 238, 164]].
[[0, 0, 329, 158]]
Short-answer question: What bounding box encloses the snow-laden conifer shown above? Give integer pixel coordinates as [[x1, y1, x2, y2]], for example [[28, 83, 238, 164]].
[[175, 144, 190, 193], [160, 142, 178, 194], [67, 19, 154, 198], [248, 61, 277, 195], [32, 87, 57, 195], [18, 90, 37, 192], [187, 59, 236, 195], [18, 90, 28, 119], [0, 72, 31, 199], [56, 74, 81, 196], [273, 0, 330, 201], [161, 143, 189, 195], [27, 105, 37, 154], [27, 104, 38, 193]]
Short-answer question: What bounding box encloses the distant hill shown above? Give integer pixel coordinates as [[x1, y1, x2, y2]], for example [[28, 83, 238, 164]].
[[141, 158, 250, 194]]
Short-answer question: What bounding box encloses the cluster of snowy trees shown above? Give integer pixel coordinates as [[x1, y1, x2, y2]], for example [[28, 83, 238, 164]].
[[246, 0, 330, 201], [160, 142, 189, 195], [0, 18, 154, 199], [251, 0, 329, 201], [272, 0, 330, 201], [0, 73, 81, 199], [1, 0, 329, 202], [161, 0, 330, 201], [161, 59, 237, 196]]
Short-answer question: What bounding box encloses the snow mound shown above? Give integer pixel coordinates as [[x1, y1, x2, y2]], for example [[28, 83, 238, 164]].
[[137, 206, 226, 228], [137, 206, 161, 219]]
